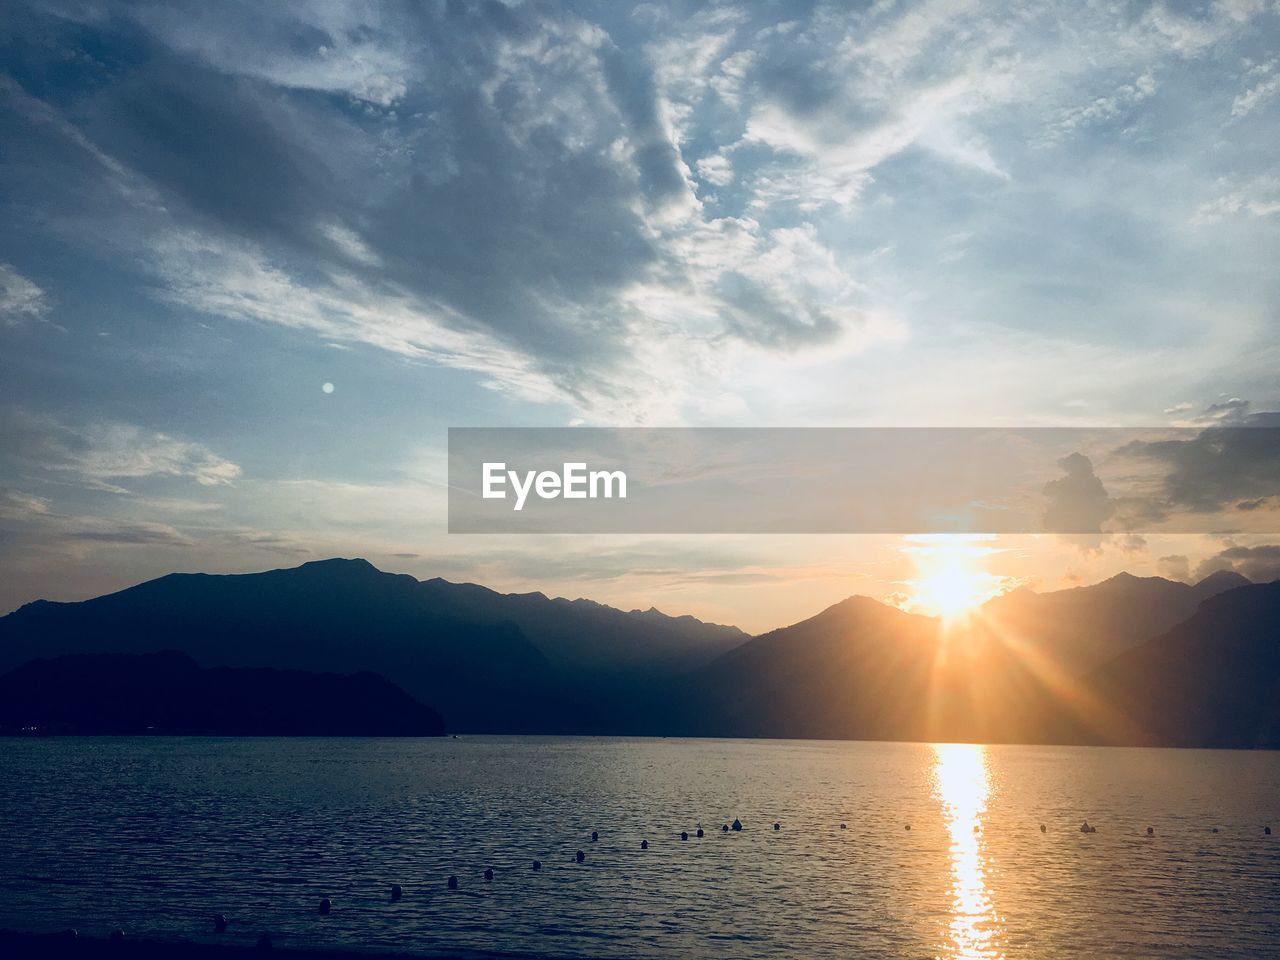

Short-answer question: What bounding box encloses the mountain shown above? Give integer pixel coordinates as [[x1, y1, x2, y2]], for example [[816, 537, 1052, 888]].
[[1, 559, 1272, 745], [1079, 581, 1280, 748], [0, 559, 744, 733], [679, 595, 1078, 743], [0, 558, 547, 731], [0, 651, 445, 736], [973, 570, 1251, 676], [682, 570, 1266, 745], [676, 596, 942, 740], [414, 578, 746, 680]]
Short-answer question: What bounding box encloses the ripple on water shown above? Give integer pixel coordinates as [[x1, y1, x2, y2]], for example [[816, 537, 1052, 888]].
[[0, 737, 1277, 959]]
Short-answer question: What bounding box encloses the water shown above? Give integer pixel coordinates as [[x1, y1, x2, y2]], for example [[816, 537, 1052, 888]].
[[0, 737, 1277, 959]]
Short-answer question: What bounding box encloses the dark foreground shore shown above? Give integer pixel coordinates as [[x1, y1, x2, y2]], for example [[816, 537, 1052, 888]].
[[0, 932, 496, 960]]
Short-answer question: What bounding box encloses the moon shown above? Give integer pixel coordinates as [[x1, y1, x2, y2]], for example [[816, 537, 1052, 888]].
[[322, 382, 334, 394]]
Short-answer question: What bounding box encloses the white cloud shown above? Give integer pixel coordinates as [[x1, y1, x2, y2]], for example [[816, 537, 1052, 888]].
[[1194, 175, 1280, 223], [3, 410, 242, 490], [130, 2, 411, 107], [695, 153, 734, 187], [1232, 59, 1280, 117], [1048, 72, 1158, 140], [0, 264, 49, 323]]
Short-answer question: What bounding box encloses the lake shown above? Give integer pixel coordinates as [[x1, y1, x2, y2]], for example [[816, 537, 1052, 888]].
[[0, 737, 1277, 959]]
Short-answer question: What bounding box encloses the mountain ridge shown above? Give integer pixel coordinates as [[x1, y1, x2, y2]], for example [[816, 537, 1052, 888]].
[[0, 558, 1272, 745]]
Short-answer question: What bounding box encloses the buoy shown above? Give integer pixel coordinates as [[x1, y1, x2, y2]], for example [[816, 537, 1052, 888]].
[[1040, 824, 1046, 833], [1211, 827, 1219, 833], [256, 934, 272, 950], [774, 822, 780, 831], [1265, 826, 1272, 835], [840, 823, 847, 830], [641, 840, 648, 849], [109, 928, 124, 942], [732, 818, 742, 832], [532, 860, 541, 870], [696, 828, 703, 838], [213, 914, 228, 934], [681, 831, 688, 841], [904, 824, 911, 831], [447, 875, 458, 889], [722, 824, 729, 833], [1080, 821, 1090, 834], [318, 898, 331, 916], [575, 850, 585, 863], [591, 831, 599, 842], [390, 884, 402, 901], [484, 868, 493, 881], [1146, 826, 1154, 836]]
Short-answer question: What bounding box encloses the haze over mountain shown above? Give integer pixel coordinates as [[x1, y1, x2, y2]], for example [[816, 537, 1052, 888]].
[[1083, 581, 1280, 748], [976, 569, 1252, 676], [0, 558, 1273, 745]]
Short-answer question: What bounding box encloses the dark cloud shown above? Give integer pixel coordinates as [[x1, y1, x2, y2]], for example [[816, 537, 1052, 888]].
[[1, 1, 696, 378], [84, 54, 339, 257], [1042, 452, 1113, 535], [1194, 544, 1280, 584], [1119, 411, 1280, 512]]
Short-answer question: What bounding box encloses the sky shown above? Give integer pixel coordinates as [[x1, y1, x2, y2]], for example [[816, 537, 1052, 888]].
[[1, 0, 1279, 632]]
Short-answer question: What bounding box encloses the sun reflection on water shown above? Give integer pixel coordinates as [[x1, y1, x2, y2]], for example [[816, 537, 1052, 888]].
[[933, 743, 1004, 960]]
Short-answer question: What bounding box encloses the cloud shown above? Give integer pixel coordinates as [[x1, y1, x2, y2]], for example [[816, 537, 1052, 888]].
[[1, 410, 241, 490], [1195, 543, 1280, 583], [0, 487, 50, 519], [1194, 176, 1280, 223], [1232, 58, 1280, 117], [131, 1, 412, 107], [1119, 409, 1280, 512], [1047, 72, 1157, 141], [0, 264, 48, 323], [1, 0, 1277, 433], [1156, 553, 1190, 581], [1042, 452, 1113, 537]]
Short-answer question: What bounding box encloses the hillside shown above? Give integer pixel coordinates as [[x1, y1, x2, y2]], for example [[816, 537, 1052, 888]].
[[0, 651, 446, 736]]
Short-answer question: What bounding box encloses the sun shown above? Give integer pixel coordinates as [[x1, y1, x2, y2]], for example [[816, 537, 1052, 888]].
[[904, 537, 1004, 623], [913, 563, 991, 621]]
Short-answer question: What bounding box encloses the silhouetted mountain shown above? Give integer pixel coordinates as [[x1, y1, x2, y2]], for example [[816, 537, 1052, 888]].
[[0, 559, 742, 733], [677, 596, 942, 740], [1079, 581, 1280, 748], [974, 570, 1250, 675], [0, 560, 550, 732], [414, 578, 745, 680], [1188, 568, 1252, 604], [681, 570, 1268, 745], [2, 559, 1273, 745], [0, 651, 445, 736]]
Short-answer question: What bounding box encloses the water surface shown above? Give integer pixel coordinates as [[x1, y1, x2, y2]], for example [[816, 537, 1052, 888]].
[[0, 737, 1277, 959]]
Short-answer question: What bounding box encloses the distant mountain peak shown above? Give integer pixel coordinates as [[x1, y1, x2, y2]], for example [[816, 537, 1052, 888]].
[[1193, 569, 1251, 588], [297, 557, 379, 573]]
